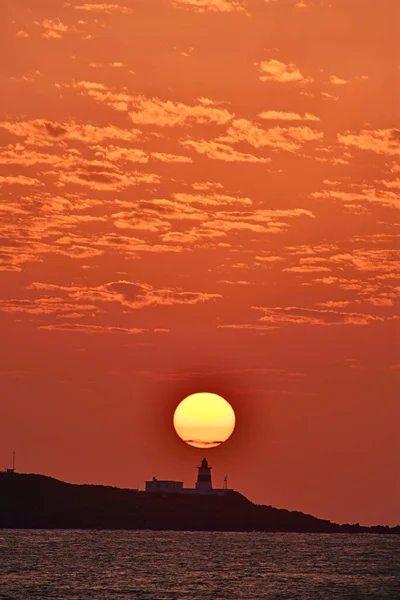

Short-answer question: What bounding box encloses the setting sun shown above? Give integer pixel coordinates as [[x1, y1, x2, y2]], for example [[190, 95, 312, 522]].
[[173, 393, 236, 449]]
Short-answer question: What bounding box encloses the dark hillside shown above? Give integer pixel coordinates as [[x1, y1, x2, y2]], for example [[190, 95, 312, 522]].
[[1, 472, 398, 534]]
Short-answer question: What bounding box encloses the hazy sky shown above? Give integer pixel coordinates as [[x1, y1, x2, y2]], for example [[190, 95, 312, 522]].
[[0, 0, 399, 526]]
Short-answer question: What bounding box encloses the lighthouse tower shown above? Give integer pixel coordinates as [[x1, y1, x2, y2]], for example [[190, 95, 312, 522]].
[[196, 457, 212, 492]]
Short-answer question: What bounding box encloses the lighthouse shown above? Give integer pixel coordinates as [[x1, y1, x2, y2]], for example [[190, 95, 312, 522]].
[[145, 457, 232, 494], [195, 457, 212, 492]]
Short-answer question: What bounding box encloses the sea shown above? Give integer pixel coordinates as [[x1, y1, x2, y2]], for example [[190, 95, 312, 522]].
[[0, 530, 399, 600]]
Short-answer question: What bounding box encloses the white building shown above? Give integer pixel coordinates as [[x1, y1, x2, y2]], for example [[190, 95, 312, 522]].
[[145, 478, 183, 493], [145, 458, 232, 495]]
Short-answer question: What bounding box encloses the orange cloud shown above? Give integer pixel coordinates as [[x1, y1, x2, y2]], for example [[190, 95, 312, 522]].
[[56, 170, 160, 192], [74, 3, 133, 14], [329, 75, 349, 85], [0, 175, 42, 186], [329, 249, 400, 273], [257, 59, 312, 83], [172, 192, 252, 206], [39, 324, 146, 334], [219, 119, 323, 152], [36, 19, 68, 40], [0, 297, 98, 317], [0, 119, 141, 146], [258, 111, 320, 122], [254, 306, 391, 327], [283, 265, 332, 273], [28, 281, 223, 310], [151, 152, 193, 163], [338, 129, 400, 156], [181, 139, 271, 162], [171, 0, 247, 12], [129, 96, 233, 127], [312, 188, 400, 210]]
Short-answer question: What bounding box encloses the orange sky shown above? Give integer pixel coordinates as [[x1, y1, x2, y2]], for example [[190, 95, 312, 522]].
[[0, 0, 399, 526]]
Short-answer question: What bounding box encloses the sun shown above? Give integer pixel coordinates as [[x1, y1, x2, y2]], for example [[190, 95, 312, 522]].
[[173, 392, 236, 449]]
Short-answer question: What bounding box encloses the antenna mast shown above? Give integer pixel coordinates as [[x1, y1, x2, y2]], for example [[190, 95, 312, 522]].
[[13, 451, 16, 472], [223, 475, 228, 490]]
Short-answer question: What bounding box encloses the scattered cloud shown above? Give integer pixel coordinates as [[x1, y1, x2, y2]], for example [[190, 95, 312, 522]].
[[151, 152, 193, 163], [283, 265, 332, 273], [74, 4, 133, 14], [36, 19, 68, 40], [338, 129, 400, 156], [172, 192, 252, 206], [28, 280, 223, 310], [254, 305, 392, 327], [258, 111, 320, 122], [171, 0, 247, 13], [219, 119, 323, 152], [129, 96, 233, 127], [329, 75, 349, 85], [257, 59, 312, 83], [312, 187, 400, 210], [0, 175, 43, 187], [182, 139, 271, 162], [0, 119, 141, 145], [321, 91, 338, 101], [39, 324, 145, 334]]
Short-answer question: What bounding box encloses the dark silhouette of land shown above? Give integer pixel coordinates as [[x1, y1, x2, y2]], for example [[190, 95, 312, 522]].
[[1, 472, 398, 533]]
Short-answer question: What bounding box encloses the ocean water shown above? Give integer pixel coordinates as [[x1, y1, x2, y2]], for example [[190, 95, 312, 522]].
[[0, 530, 399, 600]]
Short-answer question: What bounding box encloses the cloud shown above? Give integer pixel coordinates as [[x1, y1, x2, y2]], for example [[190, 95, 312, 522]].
[[68, 82, 235, 123], [0, 119, 141, 146], [181, 139, 271, 162], [112, 211, 170, 233], [129, 96, 233, 127], [338, 129, 400, 156], [312, 187, 400, 210], [254, 306, 391, 327], [28, 280, 222, 310], [0, 145, 66, 167], [321, 92, 338, 102], [381, 178, 400, 190], [192, 181, 224, 191], [172, 192, 252, 206], [93, 145, 148, 164], [161, 231, 200, 243], [74, 3, 133, 14], [255, 255, 285, 263], [171, 0, 247, 12], [217, 279, 253, 285], [218, 323, 279, 332], [318, 301, 352, 308], [329, 75, 349, 85], [89, 62, 125, 68], [257, 59, 312, 83], [57, 170, 160, 192], [0, 297, 98, 317], [283, 265, 332, 273], [92, 146, 193, 165], [0, 175, 43, 186], [258, 111, 320, 122], [151, 152, 193, 163], [329, 249, 400, 273], [219, 119, 323, 152], [39, 324, 145, 334], [36, 19, 68, 40]]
